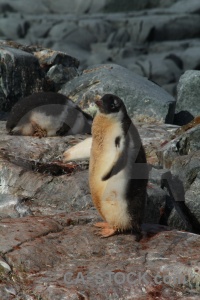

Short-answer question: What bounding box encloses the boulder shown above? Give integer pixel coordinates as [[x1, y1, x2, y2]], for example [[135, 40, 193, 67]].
[[60, 63, 176, 123], [0, 45, 44, 111], [176, 70, 200, 117], [0, 41, 79, 112], [157, 124, 200, 169]]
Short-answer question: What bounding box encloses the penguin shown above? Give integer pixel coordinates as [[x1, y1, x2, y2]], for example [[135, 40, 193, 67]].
[[63, 137, 92, 162], [89, 94, 148, 240], [6, 92, 93, 137]]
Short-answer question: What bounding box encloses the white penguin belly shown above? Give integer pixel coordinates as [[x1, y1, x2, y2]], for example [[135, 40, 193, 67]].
[[100, 170, 132, 230]]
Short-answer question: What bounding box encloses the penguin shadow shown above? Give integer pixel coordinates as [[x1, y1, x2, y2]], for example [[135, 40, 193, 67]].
[[92, 222, 169, 242], [141, 223, 170, 242], [140, 170, 200, 243]]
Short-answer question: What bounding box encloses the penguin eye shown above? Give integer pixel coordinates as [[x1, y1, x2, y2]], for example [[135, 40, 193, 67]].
[[114, 99, 118, 106], [110, 99, 119, 110]]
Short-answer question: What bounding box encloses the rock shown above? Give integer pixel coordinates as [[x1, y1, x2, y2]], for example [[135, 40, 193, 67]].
[[0, 194, 32, 219], [34, 48, 79, 69], [0, 211, 200, 299], [162, 152, 200, 231], [169, 0, 200, 14], [0, 142, 92, 217], [3, 0, 50, 14], [0, 44, 44, 111], [79, 18, 113, 43], [157, 124, 200, 169], [0, 13, 29, 39], [171, 151, 200, 190], [104, 0, 177, 12], [34, 49, 79, 90], [150, 14, 200, 42], [176, 70, 200, 117], [144, 183, 167, 224], [0, 0, 200, 98], [0, 41, 80, 112], [60, 63, 176, 123], [185, 171, 200, 227], [0, 110, 199, 298], [180, 47, 200, 70], [1, 0, 178, 15], [47, 65, 78, 91], [0, 3, 16, 13], [125, 53, 182, 86], [63, 27, 98, 51]]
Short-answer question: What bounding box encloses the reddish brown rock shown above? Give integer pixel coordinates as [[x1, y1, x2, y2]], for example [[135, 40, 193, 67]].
[[0, 212, 199, 299]]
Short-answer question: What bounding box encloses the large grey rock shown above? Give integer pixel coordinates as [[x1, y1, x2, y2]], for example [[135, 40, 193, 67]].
[[0, 45, 43, 111], [176, 70, 200, 117], [60, 63, 176, 123]]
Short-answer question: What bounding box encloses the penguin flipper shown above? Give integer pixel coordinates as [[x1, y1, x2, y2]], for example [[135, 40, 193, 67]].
[[102, 147, 126, 181], [63, 137, 92, 162]]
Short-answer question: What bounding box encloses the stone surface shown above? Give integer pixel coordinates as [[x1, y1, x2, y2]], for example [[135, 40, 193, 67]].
[[0, 117, 199, 298], [0, 211, 200, 299], [0, 45, 43, 111], [176, 70, 200, 117], [0, 2, 200, 298], [158, 124, 200, 169], [169, 0, 200, 14], [0, 41, 79, 113], [1, 0, 200, 98], [60, 63, 176, 123]]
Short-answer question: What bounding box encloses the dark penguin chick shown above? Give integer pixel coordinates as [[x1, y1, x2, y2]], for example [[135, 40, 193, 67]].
[[89, 94, 148, 240], [6, 92, 93, 137]]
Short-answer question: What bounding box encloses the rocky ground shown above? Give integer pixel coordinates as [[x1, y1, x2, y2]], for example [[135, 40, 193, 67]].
[[0, 117, 200, 299], [0, 0, 200, 97], [0, 0, 200, 299]]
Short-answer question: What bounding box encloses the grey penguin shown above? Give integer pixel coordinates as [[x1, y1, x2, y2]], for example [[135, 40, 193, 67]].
[[89, 94, 149, 240], [6, 92, 93, 137]]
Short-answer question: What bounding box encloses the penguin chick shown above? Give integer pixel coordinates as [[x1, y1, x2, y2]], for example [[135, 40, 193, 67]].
[[63, 137, 92, 162], [89, 94, 148, 240], [6, 92, 93, 137]]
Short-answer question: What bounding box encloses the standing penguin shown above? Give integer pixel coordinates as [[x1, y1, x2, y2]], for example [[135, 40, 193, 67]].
[[89, 94, 148, 240]]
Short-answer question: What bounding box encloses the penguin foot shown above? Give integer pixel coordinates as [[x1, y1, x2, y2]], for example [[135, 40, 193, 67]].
[[94, 222, 117, 238], [32, 122, 47, 138]]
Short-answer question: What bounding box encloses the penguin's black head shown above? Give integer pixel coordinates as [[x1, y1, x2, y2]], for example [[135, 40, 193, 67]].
[[96, 94, 125, 115]]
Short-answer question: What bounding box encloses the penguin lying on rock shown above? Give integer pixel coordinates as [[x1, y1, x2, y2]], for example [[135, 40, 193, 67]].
[[64, 93, 149, 241], [6, 92, 93, 137]]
